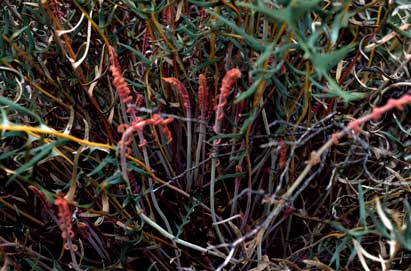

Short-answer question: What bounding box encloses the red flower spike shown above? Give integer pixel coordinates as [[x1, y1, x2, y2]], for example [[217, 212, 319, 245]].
[[348, 120, 361, 133], [346, 94, 411, 135], [371, 108, 384, 121], [54, 197, 75, 250], [220, 68, 241, 94], [163, 77, 191, 111], [331, 134, 339, 145], [162, 6, 170, 25], [122, 114, 174, 148], [108, 46, 120, 71], [387, 99, 403, 110], [135, 94, 145, 107], [278, 139, 287, 169], [138, 139, 148, 148], [117, 123, 129, 133], [198, 74, 208, 116], [108, 46, 134, 107], [306, 94, 411, 167], [160, 125, 173, 143], [161, 117, 174, 125], [216, 69, 241, 122], [213, 68, 241, 133]]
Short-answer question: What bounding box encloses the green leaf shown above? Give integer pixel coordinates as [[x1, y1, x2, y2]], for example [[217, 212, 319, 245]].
[[31, 182, 55, 204], [239, 109, 257, 135], [88, 156, 116, 176], [313, 74, 365, 104], [329, 238, 349, 269], [216, 172, 245, 181], [7, 139, 68, 185], [234, 78, 262, 103], [207, 10, 265, 52], [0, 96, 45, 124], [230, 149, 246, 162], [387, 21, 411, 38], [0, 56, 13, 62], [254, 42, 276, 68], [118, 42, 152, 65], [175, 200, 199, 239], [125, 78, 145, 89], [403, 201, 411, 246], [128, 163, 148, 175], [99, 172, 124, 191], [310, 44, 355, 76], [121, 0, 148, 19], [188, 0, 219, 7], [369, 211, 389, 238], [238, 0, 320, 27], [0, 148, 20, 160], [10, 25, 30, 41], [331, 10, 352, 44]]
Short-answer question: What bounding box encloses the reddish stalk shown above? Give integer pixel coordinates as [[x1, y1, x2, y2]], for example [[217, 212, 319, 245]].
[[194, 74, 208, 186], [109, 45, 180, 268], [210, 68, 241, 247], [163, 77, 193, 191], [55, 197, 79, 270], [289, 95, 411, 199]]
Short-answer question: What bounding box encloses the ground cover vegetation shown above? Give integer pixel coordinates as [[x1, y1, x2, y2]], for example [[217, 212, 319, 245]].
[[1, 0, 411, 270]]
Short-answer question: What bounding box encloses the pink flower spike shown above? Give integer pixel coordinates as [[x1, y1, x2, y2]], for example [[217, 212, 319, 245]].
[[54, 197, 75, 249], [220, 68, 241, 93], [331, 134, 339, 145], [138, 139, 148, 148], [108, 46, 134, 107], [160, 125, 173, 143], [371, 108, 384, 120], [198, 74, 208, 116], [391, 99, 404, 110], [117, 123, 129, 133], [348, 120, 361, 133], [163, 77, 191, 111], [213, 68, 241, 134], [161, 117, 174, 125]]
